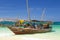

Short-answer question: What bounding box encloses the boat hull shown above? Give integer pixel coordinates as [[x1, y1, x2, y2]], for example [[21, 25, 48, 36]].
[[8, 27, 52, 34]]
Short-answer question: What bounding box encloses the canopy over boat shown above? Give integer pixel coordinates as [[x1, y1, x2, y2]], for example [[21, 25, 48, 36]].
[[19, 20, 25, 24]]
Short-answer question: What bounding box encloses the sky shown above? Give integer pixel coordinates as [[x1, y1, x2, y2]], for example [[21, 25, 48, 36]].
[[0, 0, 60, 21]]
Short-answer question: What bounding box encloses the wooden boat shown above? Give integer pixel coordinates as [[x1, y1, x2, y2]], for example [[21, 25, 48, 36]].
[[7, 0, 52, 35], [8, 27, 52, 34]]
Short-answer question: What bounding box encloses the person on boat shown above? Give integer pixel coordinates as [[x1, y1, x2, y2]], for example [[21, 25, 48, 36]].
[[46, 23, 52, 28], [43, 24, 50, 29], [36, 24, 41, 29], [32, 22, 36, 29], [21, 23, 27, 28], [35, 24, 38, 29], [26, 23, 30, 28], [24, 23, 31, 28], [39, 24, 43, 29], [46, 23, 50, 28]]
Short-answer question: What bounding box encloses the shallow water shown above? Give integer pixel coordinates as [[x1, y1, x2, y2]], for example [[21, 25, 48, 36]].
[[0, 27, 15, 37]]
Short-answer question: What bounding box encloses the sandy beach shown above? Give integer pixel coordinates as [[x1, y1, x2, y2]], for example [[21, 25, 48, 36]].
[[0, 33, 60, 40], [0, 25, 60, 40]]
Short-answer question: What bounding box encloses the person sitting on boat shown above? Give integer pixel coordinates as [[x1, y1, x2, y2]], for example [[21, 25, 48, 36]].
[[40, 24, 43, 29], [24, 23, 32, 28], [36, 24, 41, 29], [32, 22, 36, 29], [43, 24, 50, 29], [46, 23, 52, 28], [46, 23, 50, 28], [35, 24, 38, 29]]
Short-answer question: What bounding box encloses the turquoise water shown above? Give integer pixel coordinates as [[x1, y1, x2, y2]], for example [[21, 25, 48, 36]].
[[0, 27, 15, 37], [52, 25, 60, 35], [53, 22, 60, 25], [0, 21, 16, 25]]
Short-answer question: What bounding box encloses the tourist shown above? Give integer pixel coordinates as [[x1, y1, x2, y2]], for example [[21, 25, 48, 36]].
[[40, 24, 43, 29], [32, 23, 36, 29]]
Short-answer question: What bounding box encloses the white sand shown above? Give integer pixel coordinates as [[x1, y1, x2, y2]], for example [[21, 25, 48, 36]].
[[0, 36, 50, 40], [0, 25, 60, 40], [0, 33, 60, 40]]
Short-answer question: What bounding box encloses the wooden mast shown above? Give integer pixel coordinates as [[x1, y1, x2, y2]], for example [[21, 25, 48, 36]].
[[40, 8, 46, 21], [26, 0, 31, 21]]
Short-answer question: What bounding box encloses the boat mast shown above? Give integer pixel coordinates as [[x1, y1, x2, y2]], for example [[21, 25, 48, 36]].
[[40, 8, 46, 21], [26, 0, 31, 21]]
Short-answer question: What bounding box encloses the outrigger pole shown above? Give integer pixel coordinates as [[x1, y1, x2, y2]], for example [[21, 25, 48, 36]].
[[40, 8, 46, 21], [26, 0, 31, 21]]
